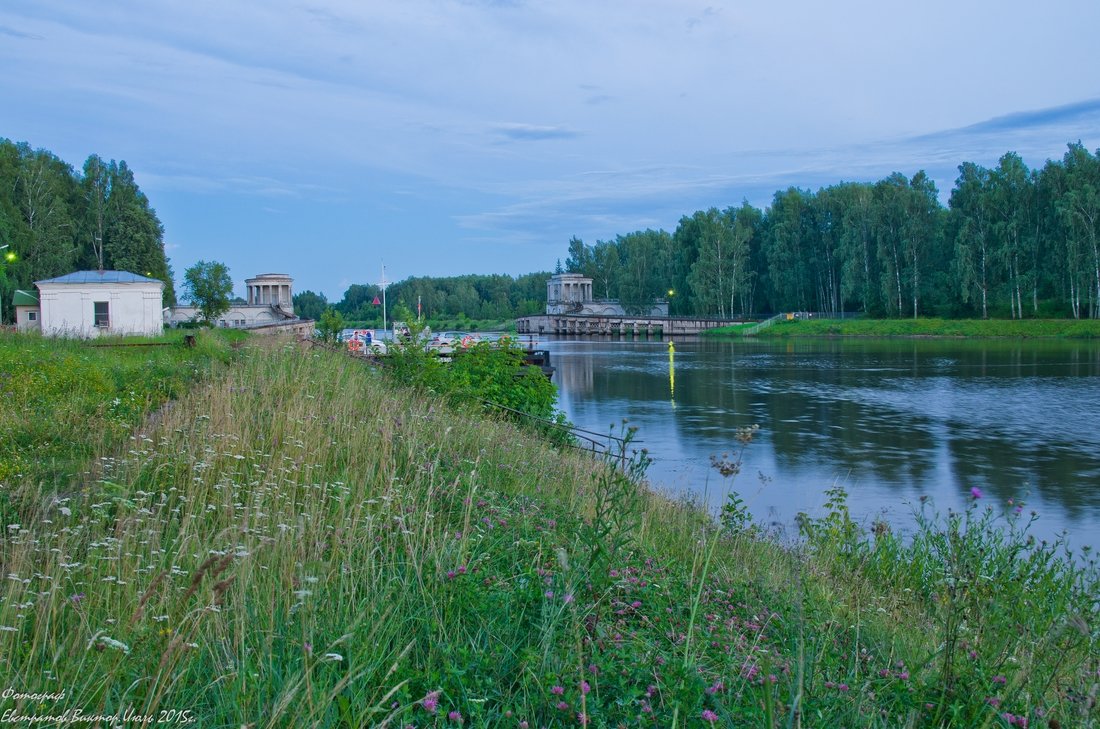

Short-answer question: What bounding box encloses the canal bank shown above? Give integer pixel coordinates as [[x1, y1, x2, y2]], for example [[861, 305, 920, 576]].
[[706, 316, 1100, 338], [545, 335, 1100, 554]]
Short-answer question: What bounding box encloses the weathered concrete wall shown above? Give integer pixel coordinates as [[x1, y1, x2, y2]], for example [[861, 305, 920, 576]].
[[516, 314, 744, 337]]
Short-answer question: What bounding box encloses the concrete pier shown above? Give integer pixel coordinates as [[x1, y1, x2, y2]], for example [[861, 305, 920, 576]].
[[515, 314, 745, 337]]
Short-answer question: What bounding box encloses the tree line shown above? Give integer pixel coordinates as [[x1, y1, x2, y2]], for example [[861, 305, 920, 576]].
[[294, 272, 551, 324], [563, 142, 1100, 319], [0, 139, 175, 319]]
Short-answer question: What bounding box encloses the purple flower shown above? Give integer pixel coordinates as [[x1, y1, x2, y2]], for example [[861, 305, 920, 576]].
[[421, 691, 440, 713], [702, 709, 719, 722], [970, 486, 983, 499], [447, 710, 462, 723], [550, 685, 564, 695], [580, 680, 591, 695], [555, 701, 569, 711]]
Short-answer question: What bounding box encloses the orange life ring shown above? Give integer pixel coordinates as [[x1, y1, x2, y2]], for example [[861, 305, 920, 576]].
[[461, 335, 474, 348], [348, 339, 363, 352]]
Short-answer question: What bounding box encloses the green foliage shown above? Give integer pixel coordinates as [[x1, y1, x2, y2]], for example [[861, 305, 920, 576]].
[[383, 329, 563, 439], [707, 317, 1100, 338], [0, 140, 175, 313], [557, 141, 1100, 322], [182, 260, 233, 324], [579, 423, 649, 596], [316, 307, 345, 344], [334, 272, 550, 322], [1, 339, 1096, 727], [0, 329, 239, 492], [291, 289, 328, 321]]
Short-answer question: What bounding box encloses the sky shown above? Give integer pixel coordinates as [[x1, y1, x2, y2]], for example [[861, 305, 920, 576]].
[[2, 1, 1099, 301]]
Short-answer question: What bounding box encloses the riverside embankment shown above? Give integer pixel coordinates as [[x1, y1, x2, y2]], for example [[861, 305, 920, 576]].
[[1, 331, 1096, 727], [707, 317, 1100, 339]]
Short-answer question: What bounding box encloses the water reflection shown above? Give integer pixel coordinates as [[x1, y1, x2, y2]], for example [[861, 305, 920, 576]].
[[549, 336, 1100, 552]]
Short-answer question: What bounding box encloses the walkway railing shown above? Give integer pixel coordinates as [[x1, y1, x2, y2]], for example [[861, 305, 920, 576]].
[[740, 313, 786, 336]]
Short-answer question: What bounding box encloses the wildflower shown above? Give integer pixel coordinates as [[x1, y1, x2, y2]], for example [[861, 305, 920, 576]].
[[555, 701, 569, 711], [563, 593, 574, 604], [90, 635, 130, 654], [544, 590, 554, 599], [992, 675, 1007, 685], [898, 671, 909, 680], [970, 486, 983, 499], [577, 712, 589, 725], [447, 710, 462, 723], [421, 691, 440, 713], [702, 709, 719, 722], [550, 685, 564, 695], [580, 680, 591, 695]]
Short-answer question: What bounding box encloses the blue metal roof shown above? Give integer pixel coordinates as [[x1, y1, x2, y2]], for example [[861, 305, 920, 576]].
[[36, 270, 164, 285]]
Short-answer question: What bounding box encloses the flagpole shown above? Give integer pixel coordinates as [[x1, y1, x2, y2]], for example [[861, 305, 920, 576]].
[[379, 263, 389, 333]]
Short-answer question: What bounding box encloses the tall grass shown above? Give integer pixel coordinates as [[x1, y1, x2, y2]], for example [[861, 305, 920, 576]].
[[1, 336, 1096, 727]]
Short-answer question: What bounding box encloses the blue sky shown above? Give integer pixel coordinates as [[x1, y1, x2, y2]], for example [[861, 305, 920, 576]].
[[2, 1, 1099, 301]]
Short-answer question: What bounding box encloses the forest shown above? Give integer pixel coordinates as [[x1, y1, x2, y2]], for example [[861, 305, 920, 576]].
[[559, 143, 1100, 320], [6, 137, 1099, 325], [293, 272, 552, 325], [302, 142, 1100, 324], [0, 139, 175, 318]]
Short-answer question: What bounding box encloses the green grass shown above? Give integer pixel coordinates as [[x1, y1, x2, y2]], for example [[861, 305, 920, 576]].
[[1, 335, 1096, 727], [708, 317, 1100, 339], [0, 329, 243, 498]]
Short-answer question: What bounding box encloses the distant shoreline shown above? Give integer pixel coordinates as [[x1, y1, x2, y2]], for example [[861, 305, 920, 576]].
[[705, 317, 1100, 339]]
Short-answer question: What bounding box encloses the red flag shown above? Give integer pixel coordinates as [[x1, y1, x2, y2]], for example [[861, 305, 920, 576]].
[[372, 296, 381, 305]]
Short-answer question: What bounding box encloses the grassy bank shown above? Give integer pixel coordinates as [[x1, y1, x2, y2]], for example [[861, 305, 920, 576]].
[[708, 317, 1100, 339], [1, 336, 1096, 727], [0, 329, 244, 515]]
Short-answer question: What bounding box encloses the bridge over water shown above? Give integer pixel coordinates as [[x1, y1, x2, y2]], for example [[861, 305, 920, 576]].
[[515, 314, 748, 337]]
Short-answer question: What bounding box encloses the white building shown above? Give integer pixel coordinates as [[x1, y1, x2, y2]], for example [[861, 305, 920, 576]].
[[166, 273, 297, 328], [546, 272, 668, 316], [35, 270, 165, 337], [12, 289, 40, 332]]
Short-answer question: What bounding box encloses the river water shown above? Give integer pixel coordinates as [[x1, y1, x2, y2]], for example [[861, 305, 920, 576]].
[[545, 336, 1100, 554]]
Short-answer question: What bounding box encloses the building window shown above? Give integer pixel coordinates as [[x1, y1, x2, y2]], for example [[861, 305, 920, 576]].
[[93, 301, 110, 328], [28, 311, 37, 321]]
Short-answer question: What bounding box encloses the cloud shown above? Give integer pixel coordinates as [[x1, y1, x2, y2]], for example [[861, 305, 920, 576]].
[[0, 24, 43, 40], [492, 123, 581, 142], [920, 97, 1100, 139]]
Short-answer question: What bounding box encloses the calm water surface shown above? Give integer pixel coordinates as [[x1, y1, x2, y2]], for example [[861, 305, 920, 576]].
[[546, 337, 1100, 553]]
